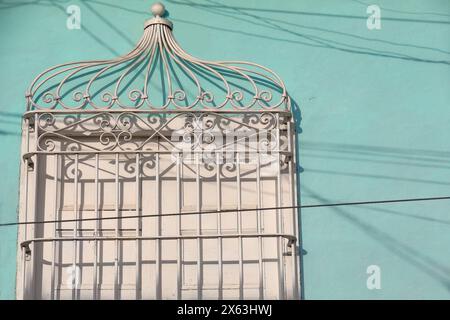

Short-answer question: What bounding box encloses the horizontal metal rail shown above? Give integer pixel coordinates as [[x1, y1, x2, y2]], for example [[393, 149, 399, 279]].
[[20, 233, 297, 256], [22, 150, 292, 163], [23, 109, 292, 119]]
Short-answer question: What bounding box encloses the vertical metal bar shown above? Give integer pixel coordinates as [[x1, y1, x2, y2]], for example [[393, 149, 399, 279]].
[[196, 152, 202, 300], [256, 154, 264, 300], [93, 153, 99, 299], [216, 153, 223, 300], [286, 115, 292, 154], [21, 118, 30, 299], [275, 114, 285, 300], [176, 153, 182, 299], [289, 120, 300, 299], [29, 113, 39, 299], [50, 154, 59, 300], [114, 153, 119, 299], [72, 153, 79, 300], [155, 153, 161, 299], [236, 152, 243, 299], [135, 153, 141, 299], [287, 121, 299, 299]]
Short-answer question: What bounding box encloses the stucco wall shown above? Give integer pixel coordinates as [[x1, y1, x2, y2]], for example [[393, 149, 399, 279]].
[[0, 0, 449, 299]]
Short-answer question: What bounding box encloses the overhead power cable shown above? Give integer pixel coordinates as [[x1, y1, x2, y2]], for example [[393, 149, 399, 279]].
[[1, 195, 449, 228]]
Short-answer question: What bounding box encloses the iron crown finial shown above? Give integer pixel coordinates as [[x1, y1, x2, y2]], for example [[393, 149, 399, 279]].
[[151, 2, 165, 17], [145, 2, 172, 29]]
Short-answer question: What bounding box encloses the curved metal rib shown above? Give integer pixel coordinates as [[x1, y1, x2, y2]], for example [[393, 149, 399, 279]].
[[26, 11, 289, 112]]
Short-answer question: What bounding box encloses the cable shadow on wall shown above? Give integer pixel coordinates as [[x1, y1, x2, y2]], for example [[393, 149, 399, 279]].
[[165, 0, 450, 65], [302, 185, 450, 293]]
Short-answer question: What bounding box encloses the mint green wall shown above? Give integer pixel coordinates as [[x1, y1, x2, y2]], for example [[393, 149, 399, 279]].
[[0, 0, 449, 299]]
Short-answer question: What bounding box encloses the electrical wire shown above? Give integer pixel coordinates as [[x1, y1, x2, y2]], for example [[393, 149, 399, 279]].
[[0, 195, 449, 227]]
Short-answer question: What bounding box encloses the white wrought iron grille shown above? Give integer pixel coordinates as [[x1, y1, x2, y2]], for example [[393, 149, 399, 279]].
[[18, 2, 299, 300]]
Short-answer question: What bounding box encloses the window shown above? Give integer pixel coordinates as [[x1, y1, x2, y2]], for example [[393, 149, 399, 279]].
[[17, 5, 299, 300]]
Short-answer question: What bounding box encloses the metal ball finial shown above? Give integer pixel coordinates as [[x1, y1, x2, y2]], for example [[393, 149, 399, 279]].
[[151, 2, 165, 17]]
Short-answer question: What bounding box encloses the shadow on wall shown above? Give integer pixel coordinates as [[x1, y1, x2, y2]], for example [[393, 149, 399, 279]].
[[302, 184, 450, 293], [301, 141, 450, 187], [0, 111, 21, 136], [296, 137, 450, 296], [1, 0, 449, 65], [164, 0, 450, 65]]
